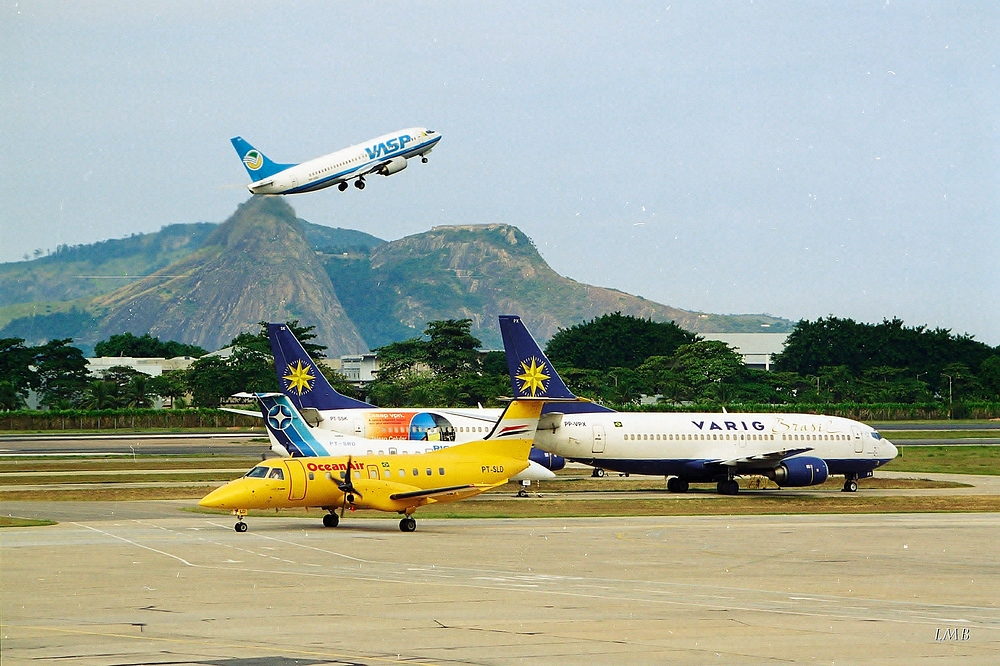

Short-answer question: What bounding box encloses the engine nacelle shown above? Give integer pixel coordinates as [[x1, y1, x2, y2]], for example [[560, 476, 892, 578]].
[[377, 156, 407, 176], [529, 448, 566, 471], [766, 456, 829, 487]]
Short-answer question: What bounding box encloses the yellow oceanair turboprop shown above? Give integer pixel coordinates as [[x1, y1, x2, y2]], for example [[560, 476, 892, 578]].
[[199, 398, 545, 532]]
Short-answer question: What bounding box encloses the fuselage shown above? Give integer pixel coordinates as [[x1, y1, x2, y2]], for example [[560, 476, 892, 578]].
[[534, 411, 897, 479], [248, 127, 441, 195], [265, 406, 560, 481]]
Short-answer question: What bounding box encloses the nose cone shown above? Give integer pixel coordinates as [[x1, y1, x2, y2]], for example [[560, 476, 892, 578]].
[[885, 439, 899, 460], [200, 480, 252, 509]]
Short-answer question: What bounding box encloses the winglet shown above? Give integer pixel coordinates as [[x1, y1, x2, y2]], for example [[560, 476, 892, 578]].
[[498, 315, 615, 414], [268, 323, 371, 411]]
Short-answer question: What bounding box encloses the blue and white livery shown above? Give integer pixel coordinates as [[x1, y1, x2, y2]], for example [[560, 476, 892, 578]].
[[231, 128, 442, 195], [499, 315, 898, 494]]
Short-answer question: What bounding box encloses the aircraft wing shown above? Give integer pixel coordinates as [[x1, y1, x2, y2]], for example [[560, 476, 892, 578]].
[[389, 483, 494, 503], [715, 447, 814, 470]]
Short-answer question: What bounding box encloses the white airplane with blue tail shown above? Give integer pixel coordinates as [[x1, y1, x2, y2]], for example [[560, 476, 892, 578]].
[[231, 128, 441, 195]]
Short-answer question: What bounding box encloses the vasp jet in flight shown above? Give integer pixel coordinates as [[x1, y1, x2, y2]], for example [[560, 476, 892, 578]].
[[200, 395, 545, 532], [499, 315, 898, 494], [230, 128, 441, 195]]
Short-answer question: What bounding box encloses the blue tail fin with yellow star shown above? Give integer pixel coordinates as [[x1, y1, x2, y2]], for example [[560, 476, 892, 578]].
[[499, 315, 615, 413], [268, 323, 372, 411]]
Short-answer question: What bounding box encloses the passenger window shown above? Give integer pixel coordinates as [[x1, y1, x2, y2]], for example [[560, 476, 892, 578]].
[[426, 468, 432, 476], [413, 468, 419, 476], [308, 472, 314, 480], [354, 471, 360, 479], [439, 467, 445, 475]]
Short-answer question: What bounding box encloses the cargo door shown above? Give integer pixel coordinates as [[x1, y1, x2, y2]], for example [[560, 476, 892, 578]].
[[285, 459, 307, 501], [367, 465, 380, 480], [851, 425, 864, 453], [592, 425, 606, 453]]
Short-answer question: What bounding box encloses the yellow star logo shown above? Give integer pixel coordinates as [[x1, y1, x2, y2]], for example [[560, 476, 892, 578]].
[[283, 360, 315, 395], [516, 357, 550, 396]]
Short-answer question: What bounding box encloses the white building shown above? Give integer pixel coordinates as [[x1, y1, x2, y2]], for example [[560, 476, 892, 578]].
[[700, 333, 789, 371]]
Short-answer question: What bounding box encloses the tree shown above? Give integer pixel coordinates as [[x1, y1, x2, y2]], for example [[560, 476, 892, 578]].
[[126, 373, 153, 408], [0, 337, 38, 401], [33, 339, 90, 408], [545, 313, 699, 371], [424, 319, 482, 375], [149, 371, 188, 407], [980, 356, 1000, 400], [94, 332, 207, 358], [669, 340, 745, 402], [81, 380, 115, 410], [0, 380, 26, 411]]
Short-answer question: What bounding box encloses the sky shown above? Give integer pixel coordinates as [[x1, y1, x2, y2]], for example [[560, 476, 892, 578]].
[[2, 1, 998, 344]]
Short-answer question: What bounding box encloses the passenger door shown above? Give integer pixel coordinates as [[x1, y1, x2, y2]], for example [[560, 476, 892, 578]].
[[592, 425, 606, 453], [285, 460, 307, 501], [851, 425, 864, 453]]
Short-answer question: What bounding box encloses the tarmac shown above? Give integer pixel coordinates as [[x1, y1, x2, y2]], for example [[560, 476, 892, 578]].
[[2, 503, 998, 664]]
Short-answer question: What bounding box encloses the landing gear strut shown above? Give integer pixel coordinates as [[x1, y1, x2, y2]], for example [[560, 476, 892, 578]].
[[233, 509, 248, 532], [399, 517, 416, 532]]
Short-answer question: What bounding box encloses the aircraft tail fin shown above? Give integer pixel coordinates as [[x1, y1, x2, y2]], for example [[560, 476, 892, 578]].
[[268, 323, 372, 411], [438, 399, 544, 465], [499, 315, 616, 414], [254, 393, 327, 457], [230, 137, 296, 181]]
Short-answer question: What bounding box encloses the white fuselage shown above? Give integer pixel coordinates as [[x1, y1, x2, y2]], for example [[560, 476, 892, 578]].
[[267, 408, 555, 481], [248, 127, 441, 195], [533, 411, 897, 478]]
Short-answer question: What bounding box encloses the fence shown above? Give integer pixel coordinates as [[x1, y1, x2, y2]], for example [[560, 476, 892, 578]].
[[0, 408, 259, 431]]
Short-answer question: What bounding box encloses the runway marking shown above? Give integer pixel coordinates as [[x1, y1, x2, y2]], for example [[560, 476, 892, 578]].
[[67, 519, 1000, 632]]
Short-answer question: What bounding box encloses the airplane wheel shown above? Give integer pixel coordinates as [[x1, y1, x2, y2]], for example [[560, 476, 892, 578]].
[[338, 182, 348, 191], [717, 480, 739, 495], [399, 517, 416, 532], [355, 179, 365, 190], [517, 489, 528, 497], [234, 521, 248, 533], [592, 468, 605, 478], [843, 479, 859, 493], [421, 157, 428, 163], [323, 513, 339, 528], [667, 477, 678, 492], [677, 479, 689, 493]]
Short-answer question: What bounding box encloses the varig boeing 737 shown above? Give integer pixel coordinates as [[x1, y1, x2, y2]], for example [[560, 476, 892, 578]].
[[499, 315, 898, 494], [230, 128, 441, 195]]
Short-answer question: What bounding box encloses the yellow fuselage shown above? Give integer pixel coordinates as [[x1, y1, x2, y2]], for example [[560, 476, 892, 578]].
[[199, 437, 532, 515]]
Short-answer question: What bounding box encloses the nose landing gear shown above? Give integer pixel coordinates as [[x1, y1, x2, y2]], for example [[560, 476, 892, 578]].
[[233, 509, 248, 532], [399, 517, 417, 532]]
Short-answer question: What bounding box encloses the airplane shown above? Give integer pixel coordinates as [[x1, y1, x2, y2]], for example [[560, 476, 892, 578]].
[[261, 322, 565, 482], [230, 128, 441, 195], [498, 315, 899, 494], [200, 394, 546, 532]]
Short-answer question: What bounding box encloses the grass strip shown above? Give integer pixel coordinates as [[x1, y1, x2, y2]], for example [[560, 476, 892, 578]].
[[0, 516, 57, 528]]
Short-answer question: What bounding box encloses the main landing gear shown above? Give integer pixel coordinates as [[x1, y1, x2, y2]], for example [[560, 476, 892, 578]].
[[591, 468, 606, 478], [843, 474, 859, 493], [323, 512, 340, 528], [716, 479, 740, 495], [338, 181, 348, 191], [421, 156, 429, 163], [354, 178, 366, 190], [399, 517, 416, 532], [666, 477, 689, 493]]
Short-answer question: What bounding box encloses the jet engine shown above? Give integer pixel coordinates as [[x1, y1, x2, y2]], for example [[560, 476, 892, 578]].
[[529, 449, 566, 471], [377, 157, 407, 176], [765, 456, 829, 487]]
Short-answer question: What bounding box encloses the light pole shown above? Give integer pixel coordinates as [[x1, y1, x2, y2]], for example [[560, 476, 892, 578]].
[[944, 374, 953, 405]]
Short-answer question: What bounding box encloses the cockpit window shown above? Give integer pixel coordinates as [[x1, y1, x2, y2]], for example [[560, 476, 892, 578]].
[[427, 129, 436, 134], [268, 468, 285, 480], [245, 466, 269, 478], [872, 432, 883, 440]]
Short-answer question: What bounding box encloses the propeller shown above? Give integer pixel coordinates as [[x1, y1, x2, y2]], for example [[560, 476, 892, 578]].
[[337, 455, 361, 518]]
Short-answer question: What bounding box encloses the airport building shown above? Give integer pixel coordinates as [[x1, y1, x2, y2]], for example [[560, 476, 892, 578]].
[[700, 333, 789, 371]]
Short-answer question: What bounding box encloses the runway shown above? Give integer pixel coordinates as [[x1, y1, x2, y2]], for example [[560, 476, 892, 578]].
[[2, 509, 998, 664]]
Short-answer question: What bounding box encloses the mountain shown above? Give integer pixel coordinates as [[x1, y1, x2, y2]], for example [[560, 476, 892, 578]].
[[88, 197, 368, 355], [0, 198, 793, 353], [324, 224, 792, 348]]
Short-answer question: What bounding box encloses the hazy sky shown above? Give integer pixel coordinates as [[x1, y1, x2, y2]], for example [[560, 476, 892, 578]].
[[3, 1, 998, 343]]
